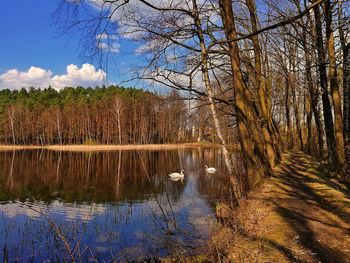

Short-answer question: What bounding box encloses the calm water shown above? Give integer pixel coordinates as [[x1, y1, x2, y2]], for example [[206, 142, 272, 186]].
[[0, 148, 234, 262]]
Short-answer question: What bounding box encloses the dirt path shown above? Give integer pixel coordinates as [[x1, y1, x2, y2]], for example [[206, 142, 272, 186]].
[[213, 151, 350, 262]]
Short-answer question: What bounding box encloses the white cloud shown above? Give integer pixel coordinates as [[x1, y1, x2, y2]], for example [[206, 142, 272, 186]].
[[52, 63, 106, 88], [96, 33, 120, 53], [0, 66, 53, 90], [0, 200, 107, 222], [96, 33, 118, 40], [97, 42, 120, 53], [0, 64, 107, 90]]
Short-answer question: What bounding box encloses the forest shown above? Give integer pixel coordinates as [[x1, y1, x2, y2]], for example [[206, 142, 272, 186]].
[[0, 86, 195, 145]]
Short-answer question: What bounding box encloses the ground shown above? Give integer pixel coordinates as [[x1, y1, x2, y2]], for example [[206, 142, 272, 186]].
[[212, 151, 350, 263]]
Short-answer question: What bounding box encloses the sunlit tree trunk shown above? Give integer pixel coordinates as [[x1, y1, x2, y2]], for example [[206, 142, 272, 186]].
[[8, 106, 16, 145], [304, 90, 312, 149], [338, 0, 350, 173], [219, 0, 270, 191], [345, 45, 350, 175], [324, 0, 345, 165], [308, 6, 325, 156], [112, 97, 123, 145], [313, 4, 337, 165], [56, 109, 62, 145], [246, 0, 279, 169], [301, 10, 323, 153], [192, 0, 242, 198], [291, 58, 303, 151], [262, 36, 283, 154], [285, 75, 293, 148]]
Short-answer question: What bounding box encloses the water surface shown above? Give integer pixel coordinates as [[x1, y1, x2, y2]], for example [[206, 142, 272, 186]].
[[0, 148, 233, 261]]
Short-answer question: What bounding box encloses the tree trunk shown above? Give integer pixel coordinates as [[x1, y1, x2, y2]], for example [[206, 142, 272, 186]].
[[313, 4, 337, 165], [338, 0, 349, 173], [291, 60, 303, 150], [263, 37, 283, 155], [305, 0, 325, 156], [56, 110, 62, 145], [285, 75, 293, 148], [344, 44, 350, 174], [192, 0, 242, 198], [219, 0, 271, 190], [305, 89, 313, 151], [113, 97, 123, 145], [246, 0, 279, 169], [8, 107, 16, 145], [297, 1, 320, 153], [324, 0, 345, 165]]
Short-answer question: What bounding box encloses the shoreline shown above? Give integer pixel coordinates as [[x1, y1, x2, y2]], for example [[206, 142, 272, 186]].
[[0, 142, 225, 151]]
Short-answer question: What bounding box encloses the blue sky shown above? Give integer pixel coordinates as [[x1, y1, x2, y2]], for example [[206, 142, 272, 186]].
[[0, 0, 142, 90], [0, 0, 77, 74]]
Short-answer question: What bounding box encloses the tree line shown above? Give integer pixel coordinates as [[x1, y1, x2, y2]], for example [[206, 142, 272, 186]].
[[0, 86, 192, 145]]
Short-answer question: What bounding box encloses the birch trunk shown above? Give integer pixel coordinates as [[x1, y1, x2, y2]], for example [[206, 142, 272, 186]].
[[8, 107, 16, 145], [56, 110, 62, 145], [113, 97, 123, 145], [313, 4, 337, 164], [192, 0, 242, 198]]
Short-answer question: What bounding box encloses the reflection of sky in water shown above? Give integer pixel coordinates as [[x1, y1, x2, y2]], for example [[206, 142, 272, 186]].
[[0, 149, 232, 261], [0, 198, 213, 261]]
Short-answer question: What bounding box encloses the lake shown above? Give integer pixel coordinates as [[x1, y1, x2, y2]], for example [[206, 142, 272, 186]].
[[0, 148, 235, 262]]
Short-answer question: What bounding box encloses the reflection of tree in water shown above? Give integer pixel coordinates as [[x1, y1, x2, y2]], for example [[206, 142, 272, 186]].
[[0, 150, 191, 203], [196, 148, 242, 207], [0, 148, 230, 261]]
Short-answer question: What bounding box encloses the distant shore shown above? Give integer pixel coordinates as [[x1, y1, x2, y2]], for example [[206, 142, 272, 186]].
[[0, 142, 229, 151]]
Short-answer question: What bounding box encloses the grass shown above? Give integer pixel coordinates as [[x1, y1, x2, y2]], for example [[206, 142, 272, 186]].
[[210, 151, 350, 262]]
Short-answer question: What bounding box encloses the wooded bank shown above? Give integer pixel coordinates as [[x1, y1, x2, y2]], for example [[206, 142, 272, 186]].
[[0, 86, 237, 146], [0, 86, 183, 145]]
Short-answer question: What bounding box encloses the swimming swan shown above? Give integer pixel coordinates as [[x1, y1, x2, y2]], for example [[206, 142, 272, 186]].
[[169, 169, 184, 180], [205, 165, 217, 174]]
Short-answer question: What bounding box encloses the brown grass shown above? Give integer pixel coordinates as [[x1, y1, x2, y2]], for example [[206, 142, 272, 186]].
[[210, 151, 350, 262]]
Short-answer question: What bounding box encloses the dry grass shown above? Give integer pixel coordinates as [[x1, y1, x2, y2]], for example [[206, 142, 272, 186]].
[[210, 151, 350, 263], [0, 142, 220, 151]]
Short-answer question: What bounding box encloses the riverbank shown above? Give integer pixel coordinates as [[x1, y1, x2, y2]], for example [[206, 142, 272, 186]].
[[0, 142, 225, 151], [211, 151, 350, 262]]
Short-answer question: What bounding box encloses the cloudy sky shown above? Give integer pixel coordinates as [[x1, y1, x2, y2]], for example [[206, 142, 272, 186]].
[[0, 0, 140, 90]]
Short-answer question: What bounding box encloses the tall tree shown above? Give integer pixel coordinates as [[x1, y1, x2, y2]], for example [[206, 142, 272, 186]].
[[191, 0, 241, 198], [313, 2, 337, 165], [219, 0, 272, 190], [245, 0, 280, 168], [324, 0, 345, 165]]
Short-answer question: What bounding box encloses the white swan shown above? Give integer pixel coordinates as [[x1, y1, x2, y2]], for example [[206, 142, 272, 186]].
[[205, 165, 217, 174], [169, 169, 184, 180]]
